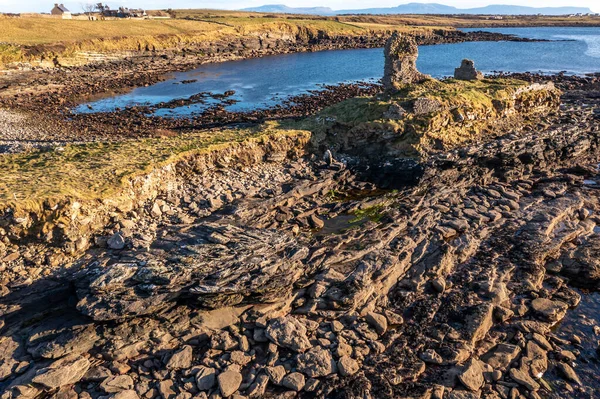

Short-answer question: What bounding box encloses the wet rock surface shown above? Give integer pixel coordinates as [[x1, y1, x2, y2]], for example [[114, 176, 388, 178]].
[[1, 74, 600, 398]]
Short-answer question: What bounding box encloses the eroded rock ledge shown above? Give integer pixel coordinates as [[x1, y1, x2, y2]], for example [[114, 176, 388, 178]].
[[1, 77, 599, 399]]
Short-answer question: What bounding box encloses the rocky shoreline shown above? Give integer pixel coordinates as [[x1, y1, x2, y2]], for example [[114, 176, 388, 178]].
[[0, 29, 549, 151], [0, 73, 599, 398], [2, 29, 600, 399]]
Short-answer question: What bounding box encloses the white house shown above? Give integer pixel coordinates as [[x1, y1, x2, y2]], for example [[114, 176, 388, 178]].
[[51, 3, 72, 19]]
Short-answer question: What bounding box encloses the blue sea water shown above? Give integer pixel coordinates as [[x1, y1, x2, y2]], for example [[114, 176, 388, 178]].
[[76, 27, 600, 116]]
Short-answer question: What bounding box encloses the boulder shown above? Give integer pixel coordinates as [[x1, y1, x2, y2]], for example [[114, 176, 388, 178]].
[[530, 298, 568, 322], [296, 347, 337, 377], [107, 232, 126, 250], [157, 380, 176, 399], [218, 370, 243, 397], [247, 373, 269, 398], [482, 343, 521, 370], [337, 356, 360, 376], [195, 366, 216, 391], [166, 345, 193, 370], [265, 316, 312, 353], [282, 372, 305, 391], [365, 312, 388, 335], [557, 362, 581, 384], [458, 359, 484, 392], [266, 365, 286, 385]]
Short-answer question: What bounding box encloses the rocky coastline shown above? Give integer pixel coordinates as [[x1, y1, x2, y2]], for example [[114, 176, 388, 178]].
[[0, 28, 549, 151], [1, 31, 600, 399]]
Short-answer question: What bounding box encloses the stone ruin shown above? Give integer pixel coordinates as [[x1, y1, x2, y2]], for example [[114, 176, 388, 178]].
[[382, 33, 429, 92], [454, 59, 484, 81]]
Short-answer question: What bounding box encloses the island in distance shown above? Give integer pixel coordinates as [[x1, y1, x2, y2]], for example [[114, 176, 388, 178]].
[[243, 3, 595, 15]]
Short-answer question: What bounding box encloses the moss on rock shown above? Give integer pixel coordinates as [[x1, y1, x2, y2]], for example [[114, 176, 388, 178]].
[[305, 78, 561, 160]]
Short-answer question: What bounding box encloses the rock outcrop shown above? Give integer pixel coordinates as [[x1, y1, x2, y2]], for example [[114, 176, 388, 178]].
[[454, 59, 484, 81], [382, 33, 430, 92], [1, 74, 600, 399], [313, 78, 562, 163]]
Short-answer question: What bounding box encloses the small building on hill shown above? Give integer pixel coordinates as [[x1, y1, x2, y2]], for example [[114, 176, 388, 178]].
[[51, 3, 72, 19], [96, 3, 146, 18]]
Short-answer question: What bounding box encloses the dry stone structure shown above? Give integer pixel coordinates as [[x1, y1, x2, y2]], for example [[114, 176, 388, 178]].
[[454, 58, 484, 81], [382, 33, 430, 92]]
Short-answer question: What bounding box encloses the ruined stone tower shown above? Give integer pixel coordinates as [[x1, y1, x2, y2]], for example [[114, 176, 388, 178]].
[[454, 59, 484, 81], [382, 33, 429, 92]]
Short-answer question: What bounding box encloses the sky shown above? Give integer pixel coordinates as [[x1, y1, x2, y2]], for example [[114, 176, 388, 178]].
[[1, 0, 598, 14]]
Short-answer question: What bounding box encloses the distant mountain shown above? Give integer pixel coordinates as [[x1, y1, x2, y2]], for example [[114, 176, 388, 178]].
[[241, 4, 335, 15], [242, 3, 594, 16]]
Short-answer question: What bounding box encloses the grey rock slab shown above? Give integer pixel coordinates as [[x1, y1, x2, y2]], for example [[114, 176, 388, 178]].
[[195, 366, 216, 391], [530, 298, 568, 322], [509, 366, 540, 391], [462, 303, 494, 345], [32, 356, 90, 390], [458, 359, 484, 392], [76, 223, 307, 321], [100, 374, 134, 393], [482, 343, 521, 370], [27, 324, 98, 360]]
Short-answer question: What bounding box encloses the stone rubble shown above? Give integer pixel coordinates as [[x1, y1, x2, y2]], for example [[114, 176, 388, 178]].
[[0, 75, 599, 399]]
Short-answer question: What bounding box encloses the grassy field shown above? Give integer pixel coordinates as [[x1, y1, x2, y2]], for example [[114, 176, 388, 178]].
[[0, 18, 224, 45], [336, 14, 600, 27], [0, 124, 309, 211], [0, 14, 404, 65], [2, 10, 599, 47], [4, 10, 597, 67], [0, 15, 376, 46], [175, 9, 600, 28]]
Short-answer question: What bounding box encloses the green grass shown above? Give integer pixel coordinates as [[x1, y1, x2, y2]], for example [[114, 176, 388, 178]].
[[351, 205, 385, 223], [279, 77, 559, 158], [0, 125, 309, 211], [0, 18, 222, 45]]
